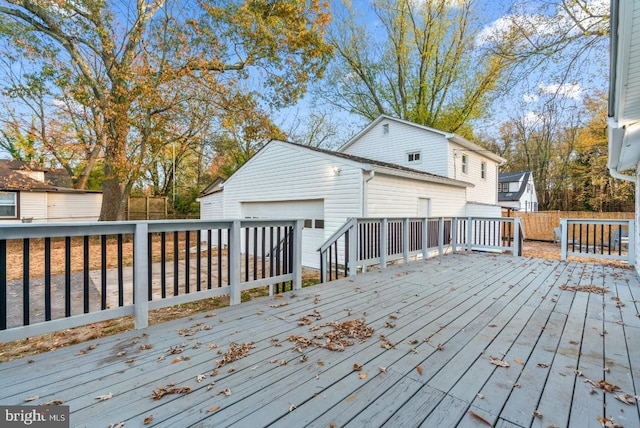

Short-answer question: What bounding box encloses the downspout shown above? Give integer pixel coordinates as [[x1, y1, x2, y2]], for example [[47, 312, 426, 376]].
[[608, 121, 636, 183], [362, 170, 375, 217]]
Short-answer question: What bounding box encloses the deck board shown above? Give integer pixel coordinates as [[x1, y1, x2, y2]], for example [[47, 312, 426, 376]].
[[1, 252, 639, 427]]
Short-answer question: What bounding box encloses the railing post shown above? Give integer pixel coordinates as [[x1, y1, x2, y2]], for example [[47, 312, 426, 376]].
[[560, 219, 568, 261], [422, 218, 428, 259], [629, 220, 636, 266], [403, 218, 410, 264], [451, 218, 458, 252], [134, 222, 149, 330], [513, 218, 521, 257], [320, 251, 326, 283], [438, 217, 444, 256], [466, 217, 473, 252], [229, 220, 241, 305], [291, 220, 303, 290], [348, 220, 358, 276], [380, 218, 388, 269]]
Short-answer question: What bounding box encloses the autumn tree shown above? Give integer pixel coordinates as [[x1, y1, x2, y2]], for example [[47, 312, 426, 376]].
[[319, 0, 517, 136], [0, 0, 332, 220]]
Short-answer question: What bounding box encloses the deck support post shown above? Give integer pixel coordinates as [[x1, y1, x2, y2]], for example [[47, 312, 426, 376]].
[[438, 217, 444, 256], [466, 217, 473, 252], [380, 218, 388, 269], [422, 218, 429, 260], [403, 218, 410, 264], [291, 220, 303, 290], [629, 220, 636, 266], [348, 220, 358, 276], [134, 222, 149, 330], [451, 218, 458, 252], [560, 219, 568, 261], [513, 218, 521, 257], [229, 220, 241, 305]]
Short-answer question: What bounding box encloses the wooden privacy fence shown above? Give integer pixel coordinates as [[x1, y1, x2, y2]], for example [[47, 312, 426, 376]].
[[505, 211, 634, 241], [127, 196, 168, 220]]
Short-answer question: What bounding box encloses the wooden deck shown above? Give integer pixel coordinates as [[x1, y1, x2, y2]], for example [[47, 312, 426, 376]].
[[1, 252, 640, 427]]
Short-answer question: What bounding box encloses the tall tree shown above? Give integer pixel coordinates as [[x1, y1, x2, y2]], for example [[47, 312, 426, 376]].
[[320, 0, 517, 136], [0, 0, 332, 220]]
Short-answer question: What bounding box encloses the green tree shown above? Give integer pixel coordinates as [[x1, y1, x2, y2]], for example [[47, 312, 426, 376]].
[[320, 0, 516, 136], [0, 0, 332, 220]]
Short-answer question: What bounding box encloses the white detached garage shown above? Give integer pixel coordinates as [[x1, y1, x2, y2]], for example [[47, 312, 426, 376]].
[[198, 140, 473, 268]]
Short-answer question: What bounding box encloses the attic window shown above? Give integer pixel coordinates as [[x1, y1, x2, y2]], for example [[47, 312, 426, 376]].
[[0, 191, 17, 219], [461, 154, 468, 174], [383, 124, 389, 134], [407, 151, 421, 163], [481, 161, 486, 179]]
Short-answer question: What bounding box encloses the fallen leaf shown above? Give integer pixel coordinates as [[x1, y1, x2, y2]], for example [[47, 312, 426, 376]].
[[416, 365, 423, 375], [467, 409, 493, 427], [109, 423, 124, 428], [41, 399, 64, 405], [477, 393, 484, 399], [208, 406, 220, 413], [275, 294, 284, 298], [615, 393, 636, 405], [489, 356, 509, 368], [437, 343, 444, 351], [197, 374, 206, 383], [95, 392, 113, 401], [219, 388, 232, 396], [353, 363, 362, 371], [144, 415, 154, 425], [537, 362, 549, 368], [289, 403, 297, 412], [139, 344, 153, 350], [514, 358, 524, 365], [532, 409, 543, 419], [359, 373, 367, 379], [24, 395, 39, 402], [379, 366, 387, 373]]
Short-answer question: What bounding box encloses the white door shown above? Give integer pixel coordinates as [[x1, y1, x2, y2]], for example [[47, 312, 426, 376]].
[[241, 200, 324, 269]]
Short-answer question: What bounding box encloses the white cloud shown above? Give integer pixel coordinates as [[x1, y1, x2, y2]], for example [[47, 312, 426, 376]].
[[522, 93, 538, 103], [539, 82, 583, 100], [523, 111, 544, 127]]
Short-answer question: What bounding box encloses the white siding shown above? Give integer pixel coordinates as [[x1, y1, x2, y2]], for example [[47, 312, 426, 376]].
[[448, 142, 499, 205], [19, 192, 47, 223], [341, 119, 449, 177], [47, 193, 102, 222], [199, 193, 223, 219], [465, 203, 502, 217], [366, 173, 466, 217]]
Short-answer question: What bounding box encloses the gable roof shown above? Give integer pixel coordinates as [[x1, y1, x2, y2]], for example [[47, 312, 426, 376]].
[[498, 171, 531, 202], [204, 139, 473, 195], [339, 115, 506, 164]]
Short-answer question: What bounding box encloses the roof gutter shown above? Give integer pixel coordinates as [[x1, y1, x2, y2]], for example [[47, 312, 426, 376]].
[[607, 0, 635, 183]]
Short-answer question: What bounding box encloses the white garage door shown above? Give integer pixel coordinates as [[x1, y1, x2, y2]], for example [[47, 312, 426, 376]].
[[241, 200, 324, 269]]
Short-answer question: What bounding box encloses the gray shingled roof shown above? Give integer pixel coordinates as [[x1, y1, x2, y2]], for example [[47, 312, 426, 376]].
[[498, 171, 531, 202]]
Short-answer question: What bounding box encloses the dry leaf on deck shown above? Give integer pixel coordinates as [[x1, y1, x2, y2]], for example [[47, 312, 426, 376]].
[[41, 399, 64, 405], [95, 392, 113, 401], [359, 373, 367, 379], [208, 406, 220, 413], [437, 343, 444, 351], [416, 365, 423, 375], [489, 356, 509, 368], [109, 423, 124, 428], [219, 388, 232, 396], [514, 358, 524, 365], [353, 364, 362, 371], [537, 362, 549, 368], [467, 409, 493, 427], [197, 374, 206, 383], [615, 393, 636, 405], [532, 409, 543, 419], [144, 415, 154, 425], [379, 366, 387, 373], [24, 395, 39, 402]]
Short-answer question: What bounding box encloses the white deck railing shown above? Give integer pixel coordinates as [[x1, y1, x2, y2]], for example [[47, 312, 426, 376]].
[[559, 218, 635, 265], [319, 216, 523, 283], [0, 219, 303, 343]]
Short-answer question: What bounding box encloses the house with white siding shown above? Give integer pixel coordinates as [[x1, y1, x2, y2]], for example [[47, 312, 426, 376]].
[[199, 116, 505, 268], [0, 160, 102, 223], [498, 171, 538, 212], [608, 0, 640, 272]]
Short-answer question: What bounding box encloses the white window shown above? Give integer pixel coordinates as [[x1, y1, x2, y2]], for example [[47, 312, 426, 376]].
[[0, 191, 17, 218], [383, 124, 389, 134], [461, 154, 468, 174], [407, 151, 421, 163], [481, 162, 486, 179]]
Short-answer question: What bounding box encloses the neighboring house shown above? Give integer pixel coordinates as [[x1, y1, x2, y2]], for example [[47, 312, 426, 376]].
[[498, 171, 538, 212], [339, 115, 505, 214], [609, 0, 640, 271], [0, 159, 102, 223], [198, 116, 506, 268]]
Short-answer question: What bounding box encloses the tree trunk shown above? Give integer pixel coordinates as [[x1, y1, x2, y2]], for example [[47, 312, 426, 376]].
[[99, 178, 129, 221]]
